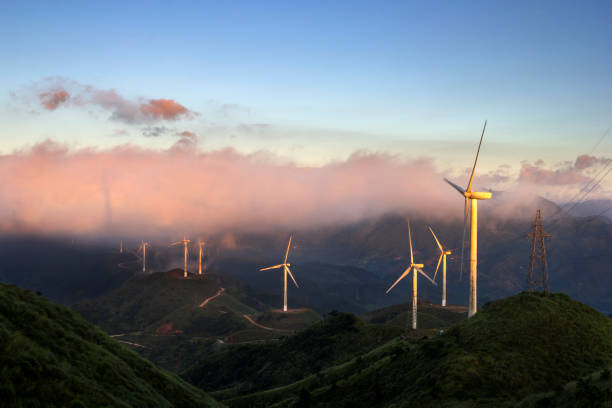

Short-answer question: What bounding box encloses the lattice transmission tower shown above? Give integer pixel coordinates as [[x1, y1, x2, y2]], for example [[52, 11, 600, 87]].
[[526, 209, 551, 294]]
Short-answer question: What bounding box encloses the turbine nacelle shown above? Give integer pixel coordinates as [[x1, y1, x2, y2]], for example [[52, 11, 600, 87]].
[[465, 191, 492, 200], [413, 263, 424, 269]]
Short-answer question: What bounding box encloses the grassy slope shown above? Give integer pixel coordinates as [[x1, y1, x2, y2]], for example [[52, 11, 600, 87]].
[[182, 312, 402, 401], [226, 292, 612, 408], [73, 270, 321, 373], [73, 270, 253, 334], [0, 283, 222, 408], [361, 300, 467, 330]]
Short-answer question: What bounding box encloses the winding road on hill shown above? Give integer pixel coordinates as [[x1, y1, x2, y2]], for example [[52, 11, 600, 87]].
[[242, 314, 295, 333], [199, 287, 226, 307], [109, 334, 149, 348]]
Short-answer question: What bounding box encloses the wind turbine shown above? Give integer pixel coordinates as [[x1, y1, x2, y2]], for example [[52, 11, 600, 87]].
[[259, 235, 299, 312], [137, 241, 150, 273], [198, 241, 205, 275], [444, 121, 492, 318], [386, 220, 437, 330], [120, 240, 123, 253], [170, 236, 190, 278], [429, 227, 451, 307]]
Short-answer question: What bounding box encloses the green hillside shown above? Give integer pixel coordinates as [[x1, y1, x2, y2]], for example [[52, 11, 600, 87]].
[[73, 270, 320, 373], [0, 283, 222, 408], [516, 365, 612, 408], [182, 311, 402, 401], [73, 269, 265, 334], [361, 300, 467, 331], [222, 292, 612, 408]]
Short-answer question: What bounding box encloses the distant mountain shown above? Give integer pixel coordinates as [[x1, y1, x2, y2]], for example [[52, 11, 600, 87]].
[[211, 198, 612, 316], [565, 199, 612, 220], [2, 194, 612, 318], [0, 235, 134, 304], [0, 283, 221, 407], [222, 292, 612, 408]]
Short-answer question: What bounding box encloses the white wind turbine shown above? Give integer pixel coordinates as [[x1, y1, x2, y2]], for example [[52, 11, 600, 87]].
[[137, 240, 150, 273], [170, 236, 191, 278], [429, 227, 451, 307], [444, 121, 492, 318], [386, 220, 437, 330], [198, 241, 205, 276], [259, 235, 299, 312]]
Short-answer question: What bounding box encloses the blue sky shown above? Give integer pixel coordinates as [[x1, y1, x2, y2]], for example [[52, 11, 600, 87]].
[[1, 1, 611, 171]]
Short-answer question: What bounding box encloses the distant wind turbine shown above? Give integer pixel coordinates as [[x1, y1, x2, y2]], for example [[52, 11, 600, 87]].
[[170, 236, 190, 278], [429, 227, 451, 307], [386, 220, 437, 330], [259, 235, 299, 312], [120, 240, 123, 253], [198, 241, 205, 275], [137, 241, 150, 273], [444, 121, 492, 318]]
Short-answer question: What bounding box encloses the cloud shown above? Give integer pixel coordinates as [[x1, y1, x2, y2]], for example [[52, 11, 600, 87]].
[[142, 126, 169, 137], [178, 131, 197, 141], [518, 155, 609, 186], [33, 78, 195, 124], [574, 154, 609, 170], [140, 99, 191, 120], [39, 89, 70, 110], [1, 138, 609, 238], [0, 140, 472, 237]]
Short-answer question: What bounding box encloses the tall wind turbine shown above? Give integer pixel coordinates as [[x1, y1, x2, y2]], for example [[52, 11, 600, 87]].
[[386, 220, 437, 330], [198, 241, 205, 275], [259, 235, 299, 312], [137, 240, 150, 273], [170, 236, 190, 278], [429, 227, 451, 307], [444, 121, 492, 318]]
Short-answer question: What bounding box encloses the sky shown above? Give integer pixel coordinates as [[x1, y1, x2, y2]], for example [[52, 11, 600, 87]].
[[0, 1, 611, 235]]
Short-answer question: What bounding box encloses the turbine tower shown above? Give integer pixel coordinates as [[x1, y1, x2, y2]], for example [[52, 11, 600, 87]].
[[429, 227, 452, 307], [386, 220, 437, 330], [137, 241, 150, 273], [171, 236, 190, 278], [198, 241, 205, 275], [444, 121, 492, 318], [120, 240, 123, 253], [259, 235, 299, 312]]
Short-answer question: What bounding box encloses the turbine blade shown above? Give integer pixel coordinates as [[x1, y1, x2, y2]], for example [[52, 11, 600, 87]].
[[408, 219, 414, 264], [433, 254, 443, 281], [259, 264, 283, 271], [386, 267, 412, 294], [286, 266, 299, 288], [283, 235, 292, 264], [444, 178, 466, 195], [429, 226, 443, 252], [466, 120, 487, 193], [417, 268, 438, 286]]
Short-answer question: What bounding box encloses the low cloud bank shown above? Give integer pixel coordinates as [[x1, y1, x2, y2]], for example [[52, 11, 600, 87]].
[[0, 141, 607, 238]]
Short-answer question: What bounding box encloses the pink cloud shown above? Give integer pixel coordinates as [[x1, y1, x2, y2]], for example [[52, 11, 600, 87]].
[[519, 161, 591, 185], [140, 99, 190, 120], [0, 141, 468, 237], [39, 89, 70, 110], [33, 78, 195, 124], [574, 154, 609, 170]]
